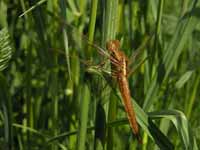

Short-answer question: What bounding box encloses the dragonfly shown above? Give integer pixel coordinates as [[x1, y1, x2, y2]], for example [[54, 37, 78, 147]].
[[48, 12, 149, 143], [53, 35, 148, 143], [77, 38, 149, 143], [106, 40, 141, 142]]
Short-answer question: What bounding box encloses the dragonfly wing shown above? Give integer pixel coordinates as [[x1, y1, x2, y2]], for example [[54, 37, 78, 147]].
[[128, 35, 151, 67]]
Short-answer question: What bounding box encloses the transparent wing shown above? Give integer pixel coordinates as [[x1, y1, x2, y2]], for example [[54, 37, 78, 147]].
[[128, 35, 151, 67]]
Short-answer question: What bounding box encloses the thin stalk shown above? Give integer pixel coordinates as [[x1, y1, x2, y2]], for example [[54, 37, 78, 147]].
[[79, 0, 86, 24], [106, 93, 117, 150], [19, 0, 47, 17], [117, 0, 125, 34], [51, 56, 59, 150], [25, 42, 33, 150], [154, 0, 164, 53], [87, 0, 99, 58], [142, 132, 148, 150], [128, 0, 134, 48], [102, 0, 119, 44], [181, 0, 189, 16], [156, 0, 164, 36], [102, 0, 119, 150], [53, 97, 58, 150], [60, 0, 71, 80], [67, 0, 80, 16], [0, 74, 13, 150], [79, 0, 86, 16], [152, 0, 164, 84], [186, 75, 200, 118], [76, 84, 90, 150], [85, 0, 106, 149], [19, 0, 28, 19]]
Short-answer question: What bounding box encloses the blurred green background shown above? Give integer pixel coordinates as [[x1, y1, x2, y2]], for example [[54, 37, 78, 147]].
[[0, 0, 200, 150]]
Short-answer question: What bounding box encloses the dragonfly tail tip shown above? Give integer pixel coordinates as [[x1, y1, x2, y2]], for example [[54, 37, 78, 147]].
[[136, 134, 142, 144]]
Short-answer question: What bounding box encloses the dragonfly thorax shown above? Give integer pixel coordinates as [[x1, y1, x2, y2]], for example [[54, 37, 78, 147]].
[[106, 40, 122, 61]]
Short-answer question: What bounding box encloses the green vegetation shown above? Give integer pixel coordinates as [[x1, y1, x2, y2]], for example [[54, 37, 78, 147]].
[[0, 0, 200, 149]]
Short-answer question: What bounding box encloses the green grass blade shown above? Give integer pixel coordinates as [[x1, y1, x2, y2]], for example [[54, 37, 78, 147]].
[[102, 0, 119, 149], [163, 1, 199, 79], [60, 0, 71, 80], [0, 74, 13, 149], [175, 70, 193, 89], [186, 75, 200, 119], [142, 75, 159, 111], [76, 84, 90, 150], [133, 98, 174, 149], [67, 0, 81, 16], [149, 110, 197, 150], [19, 0, 47, 17], [12, 123, 46, 139], [87, 0, 98, 58]]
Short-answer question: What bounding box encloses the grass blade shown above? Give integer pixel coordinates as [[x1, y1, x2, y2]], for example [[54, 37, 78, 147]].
[[0, 74, 13, 149], [149, 110, 196, 150], [163, 0, 199, 79], [76, 84, 90, 150], [60, 0, 71, 80]]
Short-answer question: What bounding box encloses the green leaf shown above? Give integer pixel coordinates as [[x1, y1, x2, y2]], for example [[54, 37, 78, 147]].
[[175, 71, 193, 89], [149, 110, 197, 150], [163, 1, 199, 79]]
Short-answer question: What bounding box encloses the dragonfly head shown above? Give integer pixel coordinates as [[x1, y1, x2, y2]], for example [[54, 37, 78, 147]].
[[106, 40, 120, 53]]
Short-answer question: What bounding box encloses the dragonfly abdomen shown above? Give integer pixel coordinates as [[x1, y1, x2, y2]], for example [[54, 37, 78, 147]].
[[117, 75, 139, 138]]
